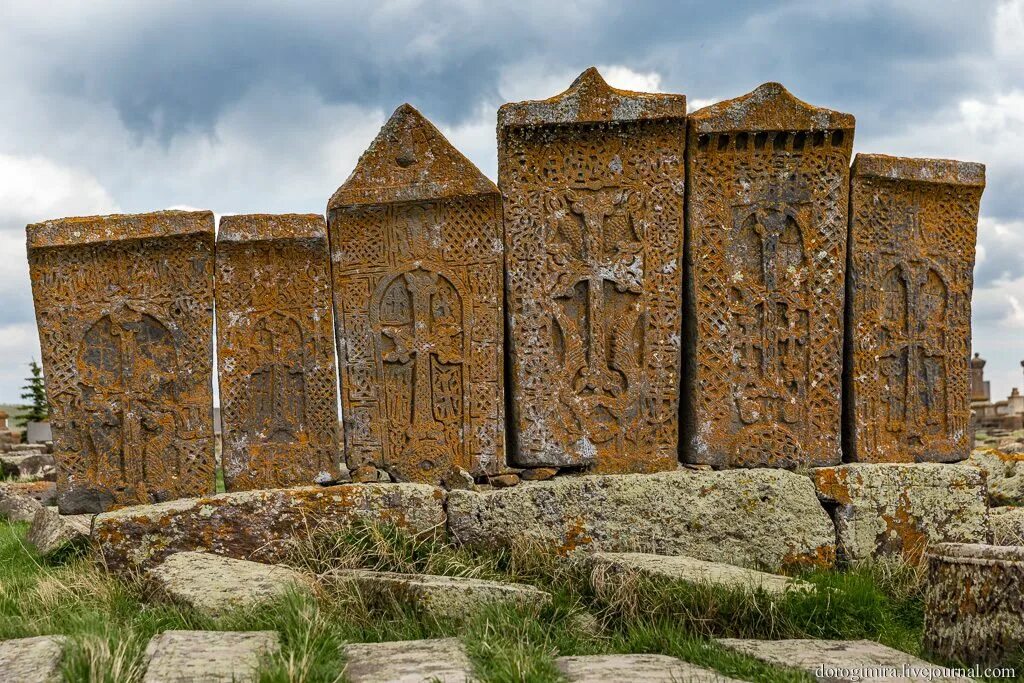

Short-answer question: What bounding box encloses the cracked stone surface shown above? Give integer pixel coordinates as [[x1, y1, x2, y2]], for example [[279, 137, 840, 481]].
[[142, 630, 279, 683], [556, 654, 741, 682], [0, 635, 66, 683], [342, 637, 475, 682], [27, 506, 92, 555], [587, 552, 804, 595]]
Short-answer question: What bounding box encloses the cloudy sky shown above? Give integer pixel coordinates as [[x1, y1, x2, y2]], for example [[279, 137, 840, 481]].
[[0, 0, 1021, 404]]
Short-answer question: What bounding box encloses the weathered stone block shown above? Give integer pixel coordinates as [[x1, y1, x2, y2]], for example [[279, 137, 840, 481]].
[[27, 507, 92, 555], [0, 481, 56, 505], [499, 68, 686, 473], [216, 214, 340, 491], [27, 211, 216, 513], [143, 630, 279, 683], [684, 83, 854, 469], [327, 569, 550, 621], [0, 635, 66, 683], [328, 104, 504, 485], [924, 543, 1024, 666], [94, 483, 445, 572], [342, 638, 474, 683], [149, 551, 311, 615], [968, 447, 1024, 505], [587, 552, 803, 595], [812, 463, 989, 562], [0, 452, 55, 480], [555, 654, 740, 682], [847, 155, 984, 463], [0, 486, 44, 522], [447, 469, 835, 570], [990, 506, 1024, 545]]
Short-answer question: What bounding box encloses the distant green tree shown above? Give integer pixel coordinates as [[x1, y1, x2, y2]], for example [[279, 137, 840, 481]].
[[16, 360, 49, 427]]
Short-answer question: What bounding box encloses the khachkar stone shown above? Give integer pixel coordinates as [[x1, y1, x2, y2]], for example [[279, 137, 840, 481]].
[[684, 83, 854, 468], [499, 67, 686, 473], [328, 104, 504, 484], [216, 214, 340, 490], [27, 211, 215, 513], [846, 155, 984, 463]]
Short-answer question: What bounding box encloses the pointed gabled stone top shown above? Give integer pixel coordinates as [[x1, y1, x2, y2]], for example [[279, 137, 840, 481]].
[[27, 210, 214, 250], [689, 82, 854, 134], [852, 153, 985, 187], [328, 104, 497, 210], [217, 213, 327, 243], [498, 67, 686, 130]]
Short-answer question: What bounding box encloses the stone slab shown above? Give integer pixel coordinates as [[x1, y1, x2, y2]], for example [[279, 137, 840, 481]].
[[500, 67, 685, 474], [718, 638, 965, 682], [27, 210, 216, 513], [924, 543, 1024, 665], [0, 635, 66, 683], [990, 506, 1024, 545], [968, 447, 1024, 506], [328, 569, 550, 620], [94, 483, 446, 572], [342, 637, 474, 683], [447, 469, 835, 570], [587, 552, 802, 595], [556, 654, 740, 682], [684, 83, 854, 469], [0, 486, 44, 522], [142, 630, 279, 683], [0, 481, 56, 505], [27, 506, 92, 555], [216, 214, 340, 492], [812, 463, 989, 562], [847, 154, 984, 463], [150, 551, 310, 616], [0, 452, 55, 480], [329, 104, 504, 484]]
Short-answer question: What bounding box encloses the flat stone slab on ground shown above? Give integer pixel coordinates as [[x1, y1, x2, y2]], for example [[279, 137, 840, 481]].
[[556, 654, 741, 682], [143, 630, 279, 683], [94, 483, 446, 572], [587, 552, 802, 595], [990, 506, 1024, 545], [717, 639, 967, 682], [342, 637, 474, 682], [0, 452, 55, 480], [150, 551, 310, 616], [328, 569, 550, 621], [448, 469, 836, 570], [811, 463, 988, 562], [0, 635, 66, 683], [27, 506, 92, 555]]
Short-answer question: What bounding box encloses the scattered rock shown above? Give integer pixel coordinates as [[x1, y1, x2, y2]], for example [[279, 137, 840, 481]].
[[990, 506, 1024, 545], [588, 552, 804, 595], [489, 473, 520, 488], [968, 447, 1024, 505], [0, 453, 55, 480], [447, 469, 836, 570], [555, 654, 740, 682], [328, 569, 550, 620], [350, 465, 379, 483], [0, 635, 66, 683], [150, 552, 311, 616], [718, 638, 962, 682], [27, 507, 92, 555], [0, 487, 43, 522], [924, 543, 1024, 666], [1, 480, 56, 504], [811, 463, 989, 562], [142, 630, 279, 683], [94, 483, 446, 572], [520, 467, 558, 481], [441, 467, 476, 491], [342, 638, 474, 683]]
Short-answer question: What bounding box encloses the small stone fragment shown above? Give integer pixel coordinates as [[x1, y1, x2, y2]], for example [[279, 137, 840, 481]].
[[327, 569, 550, 621], [519, 467, 558, 481], [350, 465, 379, 483], [441, 467, 476, 491], [488, 473, 520, 488], [142, 630, 279, 683], [27, 507, 92, 555], [718, 639, 962, 682], [990, 506, 1024, 545], [588, 552, 804, 595], [342, 638, 474, 683], [556, 654, 740, 682], [149, 552, 310, 616], [0, 635, 66, 683], [968, 447, 1024, 506], [924, 543, 1024, 666]]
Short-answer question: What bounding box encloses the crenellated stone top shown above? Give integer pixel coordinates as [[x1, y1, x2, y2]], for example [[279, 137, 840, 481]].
[[327, 103, 497, 211], [852, 153, 985, 187], [498, 67, 686, 129], [217, 213, 327, 244], [689, 82, 854, 134], [27, 210, 214, 250]]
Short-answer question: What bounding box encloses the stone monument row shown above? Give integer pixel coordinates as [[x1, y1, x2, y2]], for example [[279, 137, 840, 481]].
[[26, 69, 986, 513]]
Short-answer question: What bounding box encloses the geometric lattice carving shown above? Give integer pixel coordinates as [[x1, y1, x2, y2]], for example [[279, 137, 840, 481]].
[[847, 155, 985, 462], [328, 104, 504, 484], [215, 214, 340, 490], [684, 83, 854, 468], [27, 211, 216, 512], [499, 68, 686, 473]]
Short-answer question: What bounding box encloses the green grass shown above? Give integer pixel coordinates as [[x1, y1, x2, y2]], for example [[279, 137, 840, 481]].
[[0, 519, 1013, 682]]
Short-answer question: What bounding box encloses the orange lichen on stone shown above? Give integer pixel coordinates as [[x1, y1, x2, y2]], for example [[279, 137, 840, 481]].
[[215, 214, 340, 491], [499, 67, 686, 473], [27, 211, 216, 514], [684, 83, 854, 469], [328, 104, 504, 484], [846, 154, 985, 463]]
